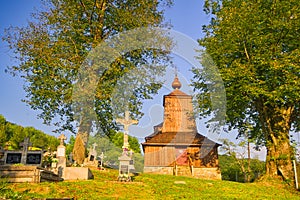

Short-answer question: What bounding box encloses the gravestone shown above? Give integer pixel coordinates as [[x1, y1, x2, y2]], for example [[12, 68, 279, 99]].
[[89, 143, 97, 161], [0, 147, 4, 165], [84, 143, 98, 167], [5, 153, 22, 164], [26, 153, 42, 164], [0, 138, 43, 167], [2, 138, 43, 166], [99, 152, 104, 169], [57, 134, 67, 178]]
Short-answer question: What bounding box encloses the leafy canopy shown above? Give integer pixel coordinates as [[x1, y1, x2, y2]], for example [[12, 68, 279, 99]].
[[3, 0, 173, 136], [193, 0, 300, 144]]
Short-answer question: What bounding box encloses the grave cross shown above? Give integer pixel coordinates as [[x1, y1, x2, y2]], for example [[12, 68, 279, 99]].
[[19, 137, 32, 164], [19, 137, 32, 152], [92, 143, 97, 150], [116, 111, 138, 150], [58, 134, 67, 146]]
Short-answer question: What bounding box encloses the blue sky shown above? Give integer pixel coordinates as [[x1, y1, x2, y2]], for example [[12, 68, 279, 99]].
[[0, 1, 44, 128]]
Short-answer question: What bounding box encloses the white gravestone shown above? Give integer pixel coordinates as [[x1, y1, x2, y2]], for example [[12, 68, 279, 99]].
[[57, 134, 67, 178]]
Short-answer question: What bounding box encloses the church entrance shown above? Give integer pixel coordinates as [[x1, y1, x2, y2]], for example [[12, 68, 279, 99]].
[[175, 147, 188, 166]]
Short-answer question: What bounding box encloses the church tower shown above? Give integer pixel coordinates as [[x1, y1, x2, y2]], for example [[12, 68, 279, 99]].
[[162, 74, 196, 133]]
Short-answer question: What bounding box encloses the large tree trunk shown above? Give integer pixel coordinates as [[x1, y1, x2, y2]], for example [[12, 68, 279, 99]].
[[261, 105, 294, 182], [265, 137, 294, 181]]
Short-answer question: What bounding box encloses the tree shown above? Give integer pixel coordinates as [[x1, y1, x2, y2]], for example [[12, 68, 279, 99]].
[[111, 132, 141, 153], [66, 135, 75, 158], [193, 0, 300, 181], [220, 139, 252, 182], [0, 114, 59, 150], [0, 115, 7, 146], [86, 134, 144, 170], [219, 154, 265, 182], [3, 0, 173, 164]]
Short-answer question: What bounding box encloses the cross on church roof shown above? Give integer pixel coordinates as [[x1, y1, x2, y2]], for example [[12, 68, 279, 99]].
[[19, 137, 32, 152]]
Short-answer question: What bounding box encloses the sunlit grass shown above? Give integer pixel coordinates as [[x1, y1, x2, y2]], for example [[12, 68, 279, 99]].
[[1, 168, 300, 200]]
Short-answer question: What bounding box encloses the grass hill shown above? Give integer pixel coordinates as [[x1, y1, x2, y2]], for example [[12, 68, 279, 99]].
[[1, 168, 300, 199]]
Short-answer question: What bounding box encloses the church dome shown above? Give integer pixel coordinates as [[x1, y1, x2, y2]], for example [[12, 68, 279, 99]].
[[172, 75, 182, 89]]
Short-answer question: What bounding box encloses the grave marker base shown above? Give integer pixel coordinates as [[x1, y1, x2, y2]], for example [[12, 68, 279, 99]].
[[0, 166, 62, 183]]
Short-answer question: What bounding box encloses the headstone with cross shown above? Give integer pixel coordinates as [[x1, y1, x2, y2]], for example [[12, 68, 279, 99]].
[[116, 111, 138, 151], [19, 137, 32, 164], [58, 134, 67, 146], [88, 143, 98, 162]]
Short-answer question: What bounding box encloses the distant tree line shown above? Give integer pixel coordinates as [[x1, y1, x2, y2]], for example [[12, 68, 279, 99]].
[[219, 155, 265, 183], [0, 114, 59, 151]]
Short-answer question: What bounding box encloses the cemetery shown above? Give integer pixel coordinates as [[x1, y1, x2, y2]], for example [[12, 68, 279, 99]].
[[2, 0, 300, 199], [0, 135, 93, 183], [0, 76, 236, 185], [0, 137, 61, 183], [0, 121, 135, 184]]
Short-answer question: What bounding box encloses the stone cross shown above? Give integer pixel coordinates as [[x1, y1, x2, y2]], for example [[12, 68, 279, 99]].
[[19, 137, 32, 153], [116, 111, 138, 150], [58, 134, 67, 146], [19, 137, 32, 164], [92, 143, 97, 151]]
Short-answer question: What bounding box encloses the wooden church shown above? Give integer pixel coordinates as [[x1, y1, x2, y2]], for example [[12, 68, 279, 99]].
[[142, 75, 221, 179]]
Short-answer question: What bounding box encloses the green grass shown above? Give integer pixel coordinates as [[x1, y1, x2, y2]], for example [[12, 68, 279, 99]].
[[1, 168, 300, 200]]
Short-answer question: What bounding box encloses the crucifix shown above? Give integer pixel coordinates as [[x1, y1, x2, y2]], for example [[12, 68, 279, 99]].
[[116, 111, 138, 150]]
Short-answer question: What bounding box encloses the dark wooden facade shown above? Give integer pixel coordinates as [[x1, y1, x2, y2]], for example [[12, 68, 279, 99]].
[[142, 75, 221, 179]]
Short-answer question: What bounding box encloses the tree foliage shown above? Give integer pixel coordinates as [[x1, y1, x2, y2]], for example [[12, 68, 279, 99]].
[[3, 0, 173, 137], [0, 114, 59, 150], [111, 132, 141, 153], [87, 134, 144, 171], [219, 155, 265, 182], [193, 0, 300, 181]]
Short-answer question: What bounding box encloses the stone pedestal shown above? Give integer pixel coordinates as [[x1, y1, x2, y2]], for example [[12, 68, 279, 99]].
[[63, 167, 94, 180], [57, 145, 66, 178], [118, 153, 134, 182]]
